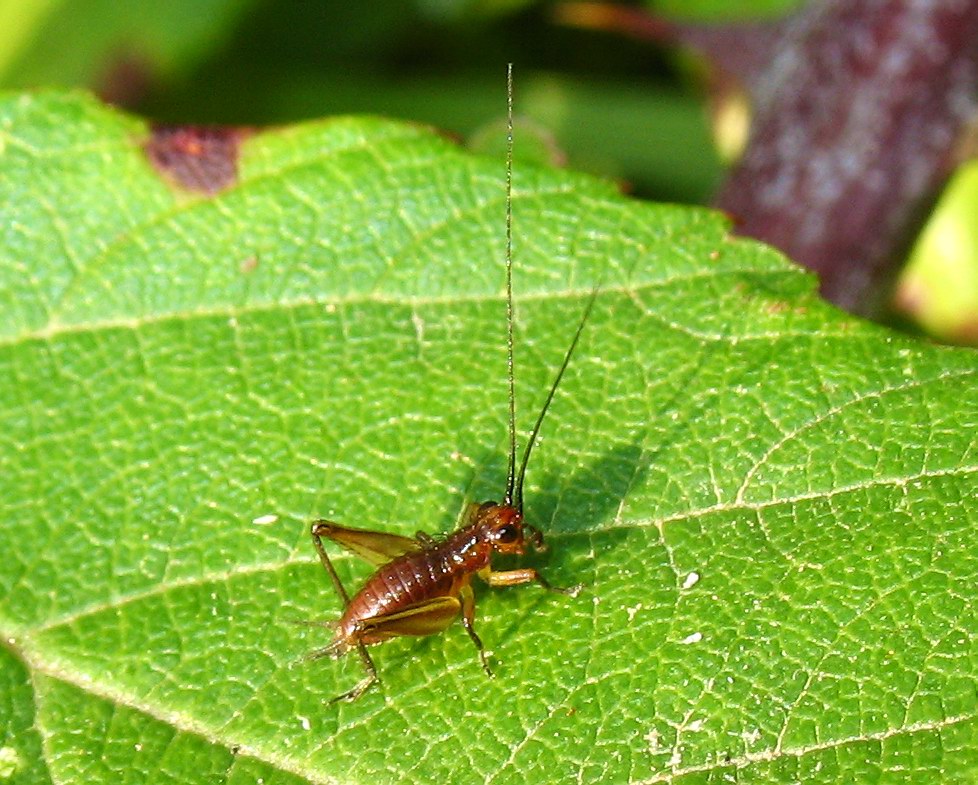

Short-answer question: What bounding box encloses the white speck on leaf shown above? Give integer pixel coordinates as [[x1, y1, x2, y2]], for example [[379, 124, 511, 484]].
[[252, 513, 279, 526], [643, 729, 661, 752], [299, 715, 311, 731], [682, 572, 700, 589], [450, 450, 475, 466], [681, 632, 703, 645], [412, 312, 425, 343], [0, 747, 20, 778]]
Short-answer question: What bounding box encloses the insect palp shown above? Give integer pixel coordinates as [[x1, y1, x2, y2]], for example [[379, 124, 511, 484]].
[[523, 524, 546, 552]]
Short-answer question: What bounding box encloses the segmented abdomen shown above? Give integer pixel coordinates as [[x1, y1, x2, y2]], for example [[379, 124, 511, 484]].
[[339, 531, 487, 639]]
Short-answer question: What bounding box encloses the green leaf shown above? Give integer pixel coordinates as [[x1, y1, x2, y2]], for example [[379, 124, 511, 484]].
[[2, 90, 977, 785]]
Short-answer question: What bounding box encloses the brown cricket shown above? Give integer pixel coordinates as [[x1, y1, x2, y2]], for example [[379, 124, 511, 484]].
[[308, 64, 596, 702]]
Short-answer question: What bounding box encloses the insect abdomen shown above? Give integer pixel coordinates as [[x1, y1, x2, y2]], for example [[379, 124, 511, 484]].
[[340, 531, 488, 639]]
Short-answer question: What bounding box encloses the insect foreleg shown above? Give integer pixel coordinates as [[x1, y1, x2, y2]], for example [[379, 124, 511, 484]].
[[459, 584, 492, 678], [481, 567, 583, 597]]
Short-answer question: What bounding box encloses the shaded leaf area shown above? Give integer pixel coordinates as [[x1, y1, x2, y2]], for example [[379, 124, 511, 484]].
[[1, 92, 977, 785]]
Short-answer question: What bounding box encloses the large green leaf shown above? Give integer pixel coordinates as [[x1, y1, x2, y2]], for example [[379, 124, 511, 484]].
[[2, 91, 977, 785]]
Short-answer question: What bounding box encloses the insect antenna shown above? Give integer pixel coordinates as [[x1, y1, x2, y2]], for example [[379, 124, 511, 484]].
[[500, 63, 599, 513], [513, 288, 598, 513], [503, 61, 519, 507]]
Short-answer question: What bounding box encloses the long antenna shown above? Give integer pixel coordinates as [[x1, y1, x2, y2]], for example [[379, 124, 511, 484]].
[[514, 288, 599, 513], [503, 62, 518, 507]]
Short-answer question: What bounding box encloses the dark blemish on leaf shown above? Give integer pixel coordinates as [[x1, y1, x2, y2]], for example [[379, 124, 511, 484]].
[[766, 301, 789, 314], [145, 125, 249, 194], [240, 256, 259, 275]]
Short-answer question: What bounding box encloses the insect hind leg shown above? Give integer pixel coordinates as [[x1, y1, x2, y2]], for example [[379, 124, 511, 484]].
[[300, 621, 380, 702], [328, 643, 378, 703], [310, 520, 353, 605], [309, 521, 380, 701]]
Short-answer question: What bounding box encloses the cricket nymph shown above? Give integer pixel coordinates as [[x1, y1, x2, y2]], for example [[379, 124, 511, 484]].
[[310, 502, 569, 666], [335, 504, 536, 647], [306, 63, 596, 703]]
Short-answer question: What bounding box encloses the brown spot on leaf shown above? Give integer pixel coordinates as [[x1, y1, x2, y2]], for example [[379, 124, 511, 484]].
[[239, 255, 259, 274], [146, 125, 249, 194]]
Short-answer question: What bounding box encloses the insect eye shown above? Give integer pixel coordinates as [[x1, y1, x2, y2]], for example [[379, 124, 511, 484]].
[[495, 524, 519, 544]]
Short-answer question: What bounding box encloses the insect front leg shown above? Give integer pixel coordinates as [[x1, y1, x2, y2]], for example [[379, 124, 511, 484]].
[[481, 567, 583, 597], [459, 584, 492, 678]]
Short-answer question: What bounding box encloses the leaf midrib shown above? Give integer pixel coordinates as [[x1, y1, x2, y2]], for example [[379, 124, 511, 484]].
[[10, 457, 975, 648], [10, 265, 810, 349]]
